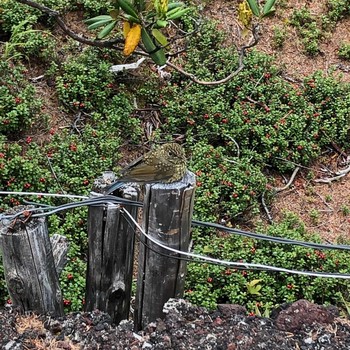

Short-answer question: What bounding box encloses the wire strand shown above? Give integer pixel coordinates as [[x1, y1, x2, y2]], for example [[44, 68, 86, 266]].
[[121, 208, 350, 279], [1, 190, 350, 252], [2, 190, 350, 278]]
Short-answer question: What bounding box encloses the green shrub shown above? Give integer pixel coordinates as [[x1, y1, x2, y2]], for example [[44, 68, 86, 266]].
[[302, 71, 350, 149], [190, 141, 266, 222], [290, 9, 322, 56], [138, 19, 350, 222], [0, 61, 42, 135], [338, 43, 350, 60], [56, 48, 142, 143], [325, 0, 350, 23], [185, 213, 350, 313], [78, 0, 113, 16], [49, 210, 88, 311], [0, 1, 40, 33], [1, 18, 57, 62], [272, 25, 287, 48], [56, 49, 116, 111]]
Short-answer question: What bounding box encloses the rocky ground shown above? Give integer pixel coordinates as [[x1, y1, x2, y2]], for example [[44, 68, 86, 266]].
[[2, 1, 350, 349], [2, 299, 350, 349]]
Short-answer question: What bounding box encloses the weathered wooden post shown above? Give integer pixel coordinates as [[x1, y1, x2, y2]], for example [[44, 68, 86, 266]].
[[134, 170, 196, 330], [85, 172, 140, 324], [0, 207, 64, 316], [50, 234, 70, 276]]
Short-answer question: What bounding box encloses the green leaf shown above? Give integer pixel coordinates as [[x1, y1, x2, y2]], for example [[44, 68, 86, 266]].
[[263, 0, 277, 16], [97, 20, 117, 39], [166, 7, 190, 20], [124, 14, 141, 23], [156, 19, 168, 28], [88, 19, 114, 30], [84, 15, 113, 25], [167, 1, 184, 11], [202, 245, 213, 254], [247, 279, 262, 287], [152, 28, 169, 47], [246, 0, 260, 17], [117, 0, 139, 19]]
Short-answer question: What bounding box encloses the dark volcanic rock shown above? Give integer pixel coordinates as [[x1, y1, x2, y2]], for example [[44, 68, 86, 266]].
[[1, 299, 350, 349], [274, 299, 335, 332]]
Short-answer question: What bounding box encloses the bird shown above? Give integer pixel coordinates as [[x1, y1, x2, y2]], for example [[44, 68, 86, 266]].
[[104, 143, 187, 195]]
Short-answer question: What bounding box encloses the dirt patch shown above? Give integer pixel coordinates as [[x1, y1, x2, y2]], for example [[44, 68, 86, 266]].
[[271, 160, 350, 243], [2, 299, 350, 349]]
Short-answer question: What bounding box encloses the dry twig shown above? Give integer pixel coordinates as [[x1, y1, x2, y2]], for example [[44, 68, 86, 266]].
[[314, 164, 350, 183], [274, 167, 300, 193]]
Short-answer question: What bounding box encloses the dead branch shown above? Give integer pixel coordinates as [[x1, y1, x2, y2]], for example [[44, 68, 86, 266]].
[[261, 191, 273, 223], [16, 0, 123, 47], [166, 24, 261, 85], [274, 167, 300, 193], [314, 164, 350, 183], [315, 193, 333, 212]]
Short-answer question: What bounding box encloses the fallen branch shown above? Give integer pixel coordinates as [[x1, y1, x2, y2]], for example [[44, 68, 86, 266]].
[[314, 164, 350, 183], [166, 24, 260, 86], [274, 167, 300, 193], [261, 191, 273, 224], [16, 0, 123, 47]]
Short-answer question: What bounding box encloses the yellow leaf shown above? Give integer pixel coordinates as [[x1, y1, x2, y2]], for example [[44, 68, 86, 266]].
[[123, 21, 131, 39], [123, 24, 142, 56]]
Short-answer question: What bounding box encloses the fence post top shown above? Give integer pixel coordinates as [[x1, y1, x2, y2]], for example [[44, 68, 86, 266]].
[[147, 170, 196, 190]]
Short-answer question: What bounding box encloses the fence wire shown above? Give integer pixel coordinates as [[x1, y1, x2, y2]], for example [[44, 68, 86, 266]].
[[1, 191, 350, 279]]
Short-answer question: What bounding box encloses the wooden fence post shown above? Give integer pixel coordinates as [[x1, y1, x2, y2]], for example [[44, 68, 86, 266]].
[[85, 172, 140, 324], [134, 170, 196, 330], [0, 209, 64, 316]]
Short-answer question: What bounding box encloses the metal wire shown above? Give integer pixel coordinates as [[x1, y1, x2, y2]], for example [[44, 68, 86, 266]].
[[192, 220, 350, 251], [121, 208, 350, 280], [1, 190, 350, 251]]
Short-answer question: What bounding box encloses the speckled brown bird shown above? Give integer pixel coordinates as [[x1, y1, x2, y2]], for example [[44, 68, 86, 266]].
[[104, 143, 187, 194]]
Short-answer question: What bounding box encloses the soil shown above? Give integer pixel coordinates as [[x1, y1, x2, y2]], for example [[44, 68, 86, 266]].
[[3, 0, 350, 349], [2, 299, 350, 350]]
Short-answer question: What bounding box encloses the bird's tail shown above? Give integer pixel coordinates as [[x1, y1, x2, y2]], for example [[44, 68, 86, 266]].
[[104, 181, 125, 195]]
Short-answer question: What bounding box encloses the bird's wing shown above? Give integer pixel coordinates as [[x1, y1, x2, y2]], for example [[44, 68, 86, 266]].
[[122, 163, 172, 182], [120, 155, 145, 173]]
